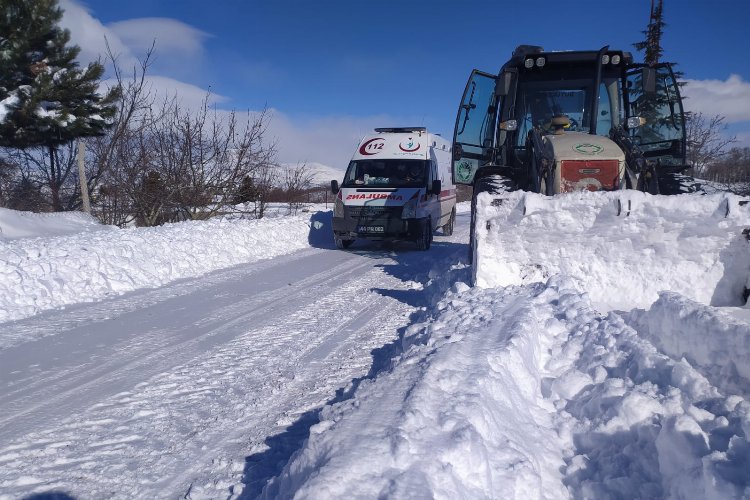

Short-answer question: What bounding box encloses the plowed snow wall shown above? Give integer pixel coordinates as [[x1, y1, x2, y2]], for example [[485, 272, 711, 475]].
[[474, 191, 750, 311]]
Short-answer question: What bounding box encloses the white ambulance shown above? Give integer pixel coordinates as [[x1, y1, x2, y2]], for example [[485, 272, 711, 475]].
[[331, 127, 456, 250]]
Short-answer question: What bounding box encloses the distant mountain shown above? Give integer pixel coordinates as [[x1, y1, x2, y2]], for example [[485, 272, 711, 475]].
[[281, 162, 346, 186]]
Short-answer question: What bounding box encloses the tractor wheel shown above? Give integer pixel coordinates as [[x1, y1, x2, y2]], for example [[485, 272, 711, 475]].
[[657, 172, 703, 195]]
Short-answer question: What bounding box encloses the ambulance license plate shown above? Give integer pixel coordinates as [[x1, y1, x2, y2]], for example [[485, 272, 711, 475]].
[[358, 225, 384, 233]]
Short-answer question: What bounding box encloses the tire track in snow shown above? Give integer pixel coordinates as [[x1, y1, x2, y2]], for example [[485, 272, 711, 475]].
[[0, 250, 373, 442], [0, 248, 422, 498]]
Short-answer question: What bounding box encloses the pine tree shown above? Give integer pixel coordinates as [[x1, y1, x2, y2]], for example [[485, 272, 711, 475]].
[[634, 0, 665, 66], [0, 0, 120, 209]]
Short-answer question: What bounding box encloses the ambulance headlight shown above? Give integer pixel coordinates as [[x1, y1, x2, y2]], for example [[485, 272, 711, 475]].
[[402, 198, 418, 219], [334, 197, 344, 217]]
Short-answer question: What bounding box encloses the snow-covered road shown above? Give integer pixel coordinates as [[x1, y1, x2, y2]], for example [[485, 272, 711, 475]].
[[0, 212, 471, 499], [3, 195, 750, 499]]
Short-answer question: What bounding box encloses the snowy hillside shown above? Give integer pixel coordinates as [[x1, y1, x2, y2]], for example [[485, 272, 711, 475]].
[[1, 193, 750, 499]]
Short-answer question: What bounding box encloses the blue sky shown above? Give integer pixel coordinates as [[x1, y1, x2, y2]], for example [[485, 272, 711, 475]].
[[63, 0, 750, 171]]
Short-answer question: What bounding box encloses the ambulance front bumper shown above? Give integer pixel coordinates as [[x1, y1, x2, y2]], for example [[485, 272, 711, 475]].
[[332, 206, 422, 240]]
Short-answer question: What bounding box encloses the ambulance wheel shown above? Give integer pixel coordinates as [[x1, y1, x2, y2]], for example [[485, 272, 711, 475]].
[[442, 208, 456, 236], [415, 218, 432, 251], [334, 236, 353, 249]]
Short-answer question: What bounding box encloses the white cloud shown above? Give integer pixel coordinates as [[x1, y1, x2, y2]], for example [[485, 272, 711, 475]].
[[265, 111, 428, 173], [107, 18, 209, 59], [683, 74, 750, 124], [100, 75, 227, 110], [59, 0, 134, 66], [58, 1, 422, 173], [60, 1, 209, 78]]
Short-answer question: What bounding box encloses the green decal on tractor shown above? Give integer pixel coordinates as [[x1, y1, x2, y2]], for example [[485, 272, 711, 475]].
[[573, 143, 604, 155]]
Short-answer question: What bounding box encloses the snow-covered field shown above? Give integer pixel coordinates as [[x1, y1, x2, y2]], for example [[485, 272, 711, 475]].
[[2, 193, 750, 499]]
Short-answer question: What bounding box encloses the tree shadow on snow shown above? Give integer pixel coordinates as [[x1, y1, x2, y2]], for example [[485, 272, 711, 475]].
[[240, 240, 470, 498]]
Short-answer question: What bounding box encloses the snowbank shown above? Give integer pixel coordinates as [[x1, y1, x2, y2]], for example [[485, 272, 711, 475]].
[[0, 211, 326, 323], [473, 190, 750, 311], [264, 277, 750, 499], [0, 207, 110, 240], [626, 292, 750, 398]]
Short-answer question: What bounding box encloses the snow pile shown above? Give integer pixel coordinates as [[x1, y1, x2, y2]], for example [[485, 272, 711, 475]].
[[0, 207, 110, 240], [473, 190, 750, 311], [0, 212, 325, 323], [626, 292, 750, 398], [264, 277, 750, 499]]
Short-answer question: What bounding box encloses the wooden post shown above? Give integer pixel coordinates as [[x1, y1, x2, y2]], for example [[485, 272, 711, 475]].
[[77, 140, 91, 214]]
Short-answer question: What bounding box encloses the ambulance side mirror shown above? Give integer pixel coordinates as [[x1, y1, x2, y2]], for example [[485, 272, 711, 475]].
[[330, 180, 339, 194], [431, 180, 442, 196]]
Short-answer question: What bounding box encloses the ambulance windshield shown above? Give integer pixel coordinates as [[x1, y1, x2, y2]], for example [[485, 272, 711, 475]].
[[342, 159, 428, 188]]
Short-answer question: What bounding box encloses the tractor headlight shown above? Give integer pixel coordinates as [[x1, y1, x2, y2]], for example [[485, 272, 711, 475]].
[[535, 57, 546, 67], [601, 54, 610, 65], [524, 58, 534, 69], [626, 116, 647, 129], [611, 54, 621, 65]]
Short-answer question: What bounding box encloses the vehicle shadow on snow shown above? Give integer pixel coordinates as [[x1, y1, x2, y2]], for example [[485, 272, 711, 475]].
[[306, 210, 336, 249], [240, 239, 470, 498], [368, 240, 470, 309]]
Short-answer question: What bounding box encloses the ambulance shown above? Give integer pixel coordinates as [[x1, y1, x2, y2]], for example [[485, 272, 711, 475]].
[[330, 127, 456, 250]]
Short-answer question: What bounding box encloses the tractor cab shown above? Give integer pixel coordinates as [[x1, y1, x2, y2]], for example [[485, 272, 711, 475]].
[[452, 45, 687, 194]]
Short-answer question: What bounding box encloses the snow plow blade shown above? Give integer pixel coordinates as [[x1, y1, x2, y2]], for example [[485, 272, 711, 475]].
[[473, 191, 750, 311]]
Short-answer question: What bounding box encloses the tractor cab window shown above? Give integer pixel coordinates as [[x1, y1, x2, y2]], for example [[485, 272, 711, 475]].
[[516, 82, 590, 146], [626, 66, 684, 162], [515, 74, 624, 146], [342, 159, 428, 188]]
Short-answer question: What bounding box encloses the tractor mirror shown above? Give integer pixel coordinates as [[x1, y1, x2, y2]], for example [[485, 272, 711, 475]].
[[330, 180, 339, 194], [496, 71, 512, 96], [642, 67, 656, 94]]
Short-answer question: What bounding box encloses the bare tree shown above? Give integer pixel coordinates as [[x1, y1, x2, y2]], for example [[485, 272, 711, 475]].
[[704, 147, 750, 193], [250, 160, 277, 219], [281, 162, 314, 214], [140, 96, 276, 224], [0, 39, 279, 226], [685, 112, 737, 177]]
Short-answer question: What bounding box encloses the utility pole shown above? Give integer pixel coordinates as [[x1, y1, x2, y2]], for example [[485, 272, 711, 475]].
[[77, 140, 91, 214]]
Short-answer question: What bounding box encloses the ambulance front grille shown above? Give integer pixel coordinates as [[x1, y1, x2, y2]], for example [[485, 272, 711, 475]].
[[348, 206, 401, 218]]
